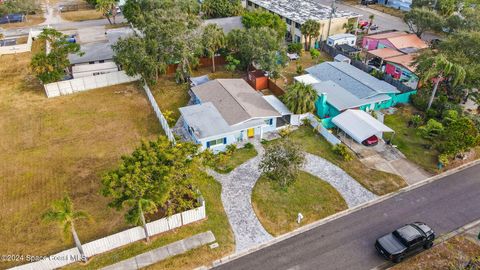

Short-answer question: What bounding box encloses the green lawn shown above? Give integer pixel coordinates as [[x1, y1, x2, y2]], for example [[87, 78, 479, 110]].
[[285, 127, 407, 195], [384, 106, 439, 173], [64, 170, 234, 270], [213, 147, 258, 174], [252, 171, 347, 236]]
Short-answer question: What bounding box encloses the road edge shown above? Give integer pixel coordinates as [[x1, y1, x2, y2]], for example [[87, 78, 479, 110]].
[[206, 158, 480, 269]]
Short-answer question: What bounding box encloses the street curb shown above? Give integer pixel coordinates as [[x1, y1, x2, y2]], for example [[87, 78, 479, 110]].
[[205, 158, 480, 269], [372, 218, 480, 270]]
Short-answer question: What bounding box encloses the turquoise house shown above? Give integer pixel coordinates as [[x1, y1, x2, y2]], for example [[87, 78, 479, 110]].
[[300, 62, 416, 128]]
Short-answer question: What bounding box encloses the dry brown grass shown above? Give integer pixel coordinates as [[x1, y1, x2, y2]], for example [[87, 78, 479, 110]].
[[0, 48, 161, 268], [276, 51, 331, 88], [61, 10, 104, 22], [391, 236, 480, 269], [0, 14, 45, 29]]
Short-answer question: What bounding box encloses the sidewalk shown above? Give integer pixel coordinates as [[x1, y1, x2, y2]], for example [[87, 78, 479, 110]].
[[101, 231, 216, 270]]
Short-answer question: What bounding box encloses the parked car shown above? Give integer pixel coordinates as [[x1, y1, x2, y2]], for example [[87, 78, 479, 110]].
[[361, 0, 378, 5], [362, 135, 379, 146], [375, 222, 435, 263]]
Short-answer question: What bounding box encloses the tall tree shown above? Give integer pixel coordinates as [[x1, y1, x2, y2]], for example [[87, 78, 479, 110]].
[[42, 195, 91, 262], [404, 7, 444, 37], [241, 9, 287, 40], [96, 0, 118, 25], [283, 82, 318, 114], [31, 28, 82, 84], [301, 19, 322, 50], [201, 0, 243, 19], [227, 27, 286, 72], [101, 137, 200, 241], [259, 139, 305, 188], [202, 24, 225, 73], [415, 52, 466, 110]]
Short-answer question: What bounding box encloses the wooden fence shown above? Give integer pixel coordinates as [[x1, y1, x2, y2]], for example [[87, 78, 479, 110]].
[[9, 199, 206, 270], [165, 56, 226, 75], [267, 79, 285, 96]]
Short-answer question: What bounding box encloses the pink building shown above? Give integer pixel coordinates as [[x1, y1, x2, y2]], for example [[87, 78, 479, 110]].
[[362, 31, 428, 52]]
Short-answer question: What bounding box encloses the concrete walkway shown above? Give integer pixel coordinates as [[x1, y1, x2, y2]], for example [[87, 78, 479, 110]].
[[303, 153, 377, 207], [208, 141, 273, 253], [209, 140, 378, 252], [101, 231, 215, 270]]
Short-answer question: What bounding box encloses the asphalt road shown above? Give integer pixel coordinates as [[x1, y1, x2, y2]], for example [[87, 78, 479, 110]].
[[214, 164, 480, 270]]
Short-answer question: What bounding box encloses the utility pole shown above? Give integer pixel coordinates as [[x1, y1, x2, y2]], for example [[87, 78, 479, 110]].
[[323, 0, 336, 49]]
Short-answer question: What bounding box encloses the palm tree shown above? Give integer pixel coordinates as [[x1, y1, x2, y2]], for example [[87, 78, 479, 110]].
[[202, 24, 226, 73], [124, 198, 157, 242], [283, 82, 318, 114], [416, 53, 466, 110], [42, 195, 91, 262], [301, 19, 322, 51], [366, 14, 375, 35], [96, 0, 117, 25]]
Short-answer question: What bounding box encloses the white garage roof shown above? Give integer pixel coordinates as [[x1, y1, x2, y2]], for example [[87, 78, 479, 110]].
[[262, 95, 292, 116], [332, 110, 394, 143], [294, 74, 321, 85]]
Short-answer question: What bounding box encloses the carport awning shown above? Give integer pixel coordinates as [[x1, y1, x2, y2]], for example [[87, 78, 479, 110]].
[[332, 110, 393, 143]]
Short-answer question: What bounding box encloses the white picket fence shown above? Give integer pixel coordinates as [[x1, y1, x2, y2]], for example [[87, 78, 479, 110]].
[[9, 199, 206, 270], [143, 83, 176, 143], [307, 113, 341, 145], [0, 29, 42, 55], [43, 71, 140, 98]]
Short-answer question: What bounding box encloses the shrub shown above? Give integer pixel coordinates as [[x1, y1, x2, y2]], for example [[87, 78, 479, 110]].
[[244, 142, 254, 149], [225, 144, 237, 155], [332, 144, 353, 161], [279, 126, 292, 137], [309, 48, 320, 62], [418, 119, 444, 140], [410, 114, 423, 127], [296, 64, 304, 75], [438, 153, 450, 166], [301, 117, 311, 126], [287, 43, 303, 55]]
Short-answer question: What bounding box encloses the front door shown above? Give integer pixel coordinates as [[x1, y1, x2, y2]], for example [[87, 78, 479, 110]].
[[247, 128, 255, 138]]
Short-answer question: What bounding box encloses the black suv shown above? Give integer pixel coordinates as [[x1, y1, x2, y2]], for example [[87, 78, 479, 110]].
[[375, 222, 435, 263]]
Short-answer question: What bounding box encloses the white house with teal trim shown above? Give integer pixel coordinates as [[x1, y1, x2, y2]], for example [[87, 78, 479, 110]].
[[298, 62, 416, 128], [179, 79, 291, 152]]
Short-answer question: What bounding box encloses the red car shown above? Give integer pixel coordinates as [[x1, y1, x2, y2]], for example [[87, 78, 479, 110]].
[[362, 135, 379, 146]]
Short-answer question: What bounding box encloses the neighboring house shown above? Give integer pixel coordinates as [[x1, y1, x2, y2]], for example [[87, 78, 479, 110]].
[[300, 62, 415, 127], [68, 27, 133, 78], [180, 79, 291, 152], [327, 33, 357, 47], [383, 54, 419, 89], [362, 31, 427, 52], [204, 16, 244, 33], [246, 0, 360, 45]]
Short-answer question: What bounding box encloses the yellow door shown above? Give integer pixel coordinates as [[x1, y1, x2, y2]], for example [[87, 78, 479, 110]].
[[247, 128, 254, 138]]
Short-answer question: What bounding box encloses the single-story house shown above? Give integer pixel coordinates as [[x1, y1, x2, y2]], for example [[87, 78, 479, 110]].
[[362, 31, 428, 52], [384, 54, 419, 89], [68, 27, 133, 78], [301, 62, 416, 127], [179, 79, 291, 152]]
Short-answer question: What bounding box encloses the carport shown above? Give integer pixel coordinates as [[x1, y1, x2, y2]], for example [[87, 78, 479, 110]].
[[332, 109, 394, 144]]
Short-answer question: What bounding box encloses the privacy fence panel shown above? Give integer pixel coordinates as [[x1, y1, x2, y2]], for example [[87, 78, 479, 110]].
[[307, 113, 341, 145], [142, 83, 176, 143]]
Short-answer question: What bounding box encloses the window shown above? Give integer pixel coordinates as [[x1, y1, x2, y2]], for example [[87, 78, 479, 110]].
[[286, 18, 292, 25], [247, 1, 252, 6], [295, 35, 301, 43], [207, 138, 226, 148], [264, 119, 273, 125], [295, 22, 301, 29], [99, 60, 105, 63], [89, 61, 95, 64]]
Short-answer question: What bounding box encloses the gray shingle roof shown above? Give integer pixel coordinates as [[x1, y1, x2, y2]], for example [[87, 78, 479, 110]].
[[179, 102, 232, 139], [248, 0, 359, 24], [191, 79, 281, 126], [306, 62, 399, 99], [312, 80, 391, 111]]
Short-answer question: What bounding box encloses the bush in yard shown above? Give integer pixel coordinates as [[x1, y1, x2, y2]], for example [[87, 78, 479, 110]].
[[288, 43, 303, 55], [296, 64, 304, 75], [438, 116, 479, 157], [259, 139, 305, 188], [278, 126, 293, 137], [244, 142, 254, 149], [418, 119, 444, 140], [301, 117, 312, 126], [332, 144, 353, 162], [410, 114, 423, 127], [309, 48, 321, 63], [225, 144, 237, 155]]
